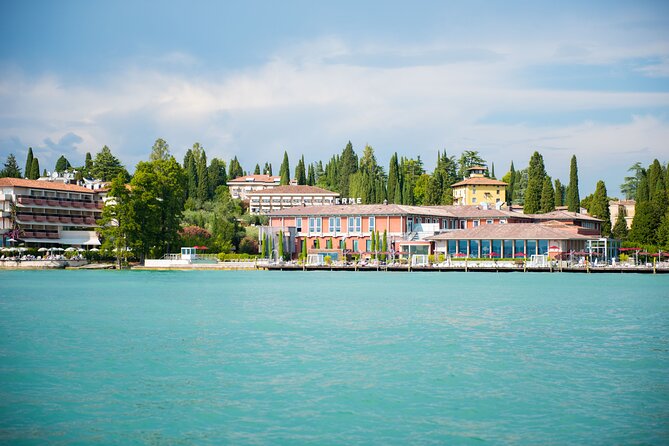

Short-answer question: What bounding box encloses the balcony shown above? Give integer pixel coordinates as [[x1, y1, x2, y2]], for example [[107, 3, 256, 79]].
[[71, 217, 83, 224], [33, 198, 46, 205], [33, 215, 46, 222], [46, 215, 59, 223], [59, 200, 71, 207], [46, 232, 59, 239], [17, 214, 32, 221], [59, 216, 72, 224], [83, 202, 95, 209], [46, 199, 59, 206], [17, 196, 34, 205]]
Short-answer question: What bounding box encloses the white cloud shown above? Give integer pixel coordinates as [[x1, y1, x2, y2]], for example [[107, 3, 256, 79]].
[[1, 31, 668, 195]]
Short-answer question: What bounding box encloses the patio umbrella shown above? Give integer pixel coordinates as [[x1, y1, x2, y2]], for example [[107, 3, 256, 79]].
[[77, 248, 86, 252], [514, 252, 526, 257], [65, 247, 76, 252], [89, 248, 100, 252], [38, 247, 48, 252], [18, 247, 28, 252], [488, 252, 499, 258], [454, 252, 467, 257], [573, 251, 590, 256]]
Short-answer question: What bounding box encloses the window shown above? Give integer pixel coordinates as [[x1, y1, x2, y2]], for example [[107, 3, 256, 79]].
[[503, 240, 513, 257], [526, 239, 537, 256], [407, 217, 413, 232], [296, 218, 302, 232], [366, 240, 372, 251], [486, 219, 493, 225], [470, 240, 480, 258], [458, 240, 468, 255], [353, 240, 359, 252], [369, 216, 375, 233], [309, 217, 321, 233], [340, 239, 346, 250], [538, 240, 549, 255], [473, 220, 480, 227], [515, 240, 525, 256], [329, 217, 341, 233], [447, 240, 457, 255], [460, 220, 466, 229], [472, 197, 477, 203], [497, 189, 500, 195], [481, 240, 491, 257], [347, 216, 361, 232]]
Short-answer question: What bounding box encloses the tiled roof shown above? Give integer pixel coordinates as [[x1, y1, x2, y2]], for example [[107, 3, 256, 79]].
[[526, 210, 602, 222], [0, 177, 97, 193], [227, 174, 281, 183], [249, 185, 339, 196], [431, 205, 532, 219], [451, 177, 508, 187], [426, 222, 594, 241]]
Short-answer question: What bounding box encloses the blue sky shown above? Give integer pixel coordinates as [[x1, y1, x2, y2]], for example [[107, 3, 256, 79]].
[[1, 0, 668, 196]]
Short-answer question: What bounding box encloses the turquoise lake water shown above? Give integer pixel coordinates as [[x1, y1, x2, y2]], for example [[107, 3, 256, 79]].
[[0, 270, 668, 445]]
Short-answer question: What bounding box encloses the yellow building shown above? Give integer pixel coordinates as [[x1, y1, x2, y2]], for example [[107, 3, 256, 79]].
[[452, 166, 507, 206]]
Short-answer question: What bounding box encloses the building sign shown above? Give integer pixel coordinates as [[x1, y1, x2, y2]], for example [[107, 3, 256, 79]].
[[335, 197, 362, 205]]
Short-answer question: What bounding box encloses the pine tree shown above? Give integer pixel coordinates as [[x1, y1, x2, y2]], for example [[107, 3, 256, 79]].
[[338, 141, 358, 196], [208, 158, 226, 196], [279, 151, 290, 185], [590, 180, 611, 237], [540, 176, 555, 213], [612, 206, 628, 241], [505, 161, 516, 205], [55, 155, 71, 173], [254, 164, 261, 175], [635, 172, 649, 202], [30, 157, 40, 180], [91, 146, 128, 181], [24, 148, 33, 179], [278, 231, 284, 260], [524, 151, 546, 214], [84, 152, 93, 175], [228, 157, 243, 179], [566, 155, 580, 213], [629, 201, 662, 245], [1, 154, 22, 178], [490, 162, 496, 179]]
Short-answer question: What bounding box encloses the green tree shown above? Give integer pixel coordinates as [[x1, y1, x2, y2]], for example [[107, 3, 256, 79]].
[[540, 176, 555, 213], [228, 156, 244, 179], [387, 153, 401, 204], [1, 154, 22, 178], [263, 162, 273, 176], [620, 162, 643, 200], [254, 164, 261, 175], [381, 229, 388, 261], [279, 151, 291, 185], [629, 201, 662, 245], [97, 173, 132, 269], [524, 151, 546, 214], [54, 155, 71, 173], [24, 148, 34, 179], [589, 180, 611, 237], [208, 158, 227, 196], [295, 155, 307, 185], [502, 161, 516, 205], [413, 174, 431, 205], [84, 152, 93, 175], [611, 206, 628, 241], [196, 145, 209, 202], [554, 178, 565, 207], [457, 150, 486, 179], [338, 141, 358, 196], [30, 157, 40, 180], [92, 146, 129, 181], [278, 230, 284, 260], [566, 155, 580, 212], [657, 211, 669, 248], [149, 138, 170, 162], [307, 164, 316, 186]]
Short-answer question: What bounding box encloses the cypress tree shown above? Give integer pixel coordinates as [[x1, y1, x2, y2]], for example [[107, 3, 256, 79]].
[[382, 230, 388, 261], [612, 206, 628, 240], [84, 152, 93, 174], [507, 161, 516, 205], [279, 151, 290, 185], [490, 162, 496, 179], [278, 231, 284, 260], [590, 180, 611, 237], [196, 149, 209, 201], [647, 159, 663, 198], [295, 155, 307, 185], [524, 151, 545, 214], [30, 157, 40, 180], [554, 179, 564, 207], [629, 201, 661, 245], [307, 164, 316, 186], [24, 148, 33, 179], [254, 164, 261, 175], [566, 155, 580, 212], [540, 176, 555, 213], [301, 238, 307, 260], [387, 153, 401, 203], [371, 230, 376, 253], [635, 172, 649, 203], [186, 154, 198, 201]]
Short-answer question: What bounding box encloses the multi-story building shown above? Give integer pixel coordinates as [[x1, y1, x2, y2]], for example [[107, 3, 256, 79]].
[[227, 175, 283, 200], [248, 185, 340, 214], [263, 203, 539, 261], [609, 200, 635, 229], [452, 166, 507, 206], [0, 178, 104, 247]]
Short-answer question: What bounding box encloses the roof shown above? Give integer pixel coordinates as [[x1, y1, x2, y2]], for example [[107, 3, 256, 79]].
[[466, 165, 488, 170], [451, 177, 508, 187], [248, 185, 339, 196], [0, 177, 97, 194], [525, 210, 602, 222], [426, 222, 595, 241], [267, 203, 532, 219], [227, 174, 281, 184]]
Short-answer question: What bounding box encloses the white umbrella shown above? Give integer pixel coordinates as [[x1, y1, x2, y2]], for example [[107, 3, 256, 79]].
[[18, 247, 28, 252], [65, 247, 76, 252], [77, 248, 86, 252], [89, 248, 100, 252], [38, 247, 48, 252], [1, 247, 10, 252]]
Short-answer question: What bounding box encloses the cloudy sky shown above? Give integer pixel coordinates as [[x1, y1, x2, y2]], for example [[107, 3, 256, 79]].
[[1, 0, 668, 196]]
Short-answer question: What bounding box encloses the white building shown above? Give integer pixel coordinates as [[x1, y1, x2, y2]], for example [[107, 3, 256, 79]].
[[227, 175, 284, 200], [1, 178, 104, 247], [248, 185, 340, 214]]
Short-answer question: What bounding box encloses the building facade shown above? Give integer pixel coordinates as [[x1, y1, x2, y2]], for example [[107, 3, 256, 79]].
[[227, 175, 284, 200], [248, 185, 340, 214], [452, 166, 507, 206], [609, 200, 635, 229], [0, 178, 104, 247]]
